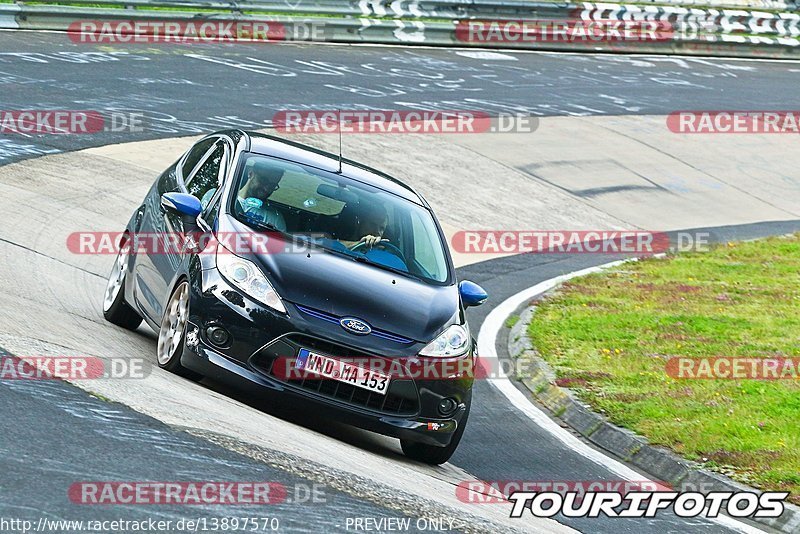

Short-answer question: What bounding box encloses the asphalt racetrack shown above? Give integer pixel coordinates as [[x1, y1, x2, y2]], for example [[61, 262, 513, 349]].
[[1, 30, 799, 534]]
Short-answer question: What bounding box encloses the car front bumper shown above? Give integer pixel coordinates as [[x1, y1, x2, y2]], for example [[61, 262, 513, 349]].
[[179, 266, 473, 447]]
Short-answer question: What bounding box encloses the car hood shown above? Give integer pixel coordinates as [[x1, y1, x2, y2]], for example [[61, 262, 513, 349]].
[[224, 217, 459, 343]]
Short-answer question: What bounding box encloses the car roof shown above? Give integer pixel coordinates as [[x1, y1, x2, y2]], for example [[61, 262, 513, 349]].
[[241, 131, 426, 206]]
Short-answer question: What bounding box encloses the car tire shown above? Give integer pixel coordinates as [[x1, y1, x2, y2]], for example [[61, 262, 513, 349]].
[[400, 396, 471, 465], [102, 235, 142, 330], [157, 280, 201, 380]]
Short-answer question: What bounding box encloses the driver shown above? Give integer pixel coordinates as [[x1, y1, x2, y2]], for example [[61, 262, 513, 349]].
[[342, 202, 389, 250]]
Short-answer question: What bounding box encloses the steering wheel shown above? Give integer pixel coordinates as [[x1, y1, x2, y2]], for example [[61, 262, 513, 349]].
[[350, 240, 405, 259]]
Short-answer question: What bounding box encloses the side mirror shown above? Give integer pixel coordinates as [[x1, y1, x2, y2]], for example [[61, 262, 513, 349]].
[[161, 192, 202, 219], [459, 280, 488, 308]]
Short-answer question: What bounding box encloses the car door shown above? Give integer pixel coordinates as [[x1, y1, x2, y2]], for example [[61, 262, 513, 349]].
[[136, 136, 227, 321], [132, 161, 181, 323]]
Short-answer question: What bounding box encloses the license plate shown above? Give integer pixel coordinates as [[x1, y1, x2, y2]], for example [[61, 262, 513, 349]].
[[295, 348, 390, 395]]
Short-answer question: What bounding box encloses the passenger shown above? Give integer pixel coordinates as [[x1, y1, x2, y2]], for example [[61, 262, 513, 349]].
[[202, 160, 286, 231]]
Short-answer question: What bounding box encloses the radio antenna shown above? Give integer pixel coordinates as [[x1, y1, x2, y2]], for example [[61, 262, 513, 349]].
[[337, 110, 343, 174]]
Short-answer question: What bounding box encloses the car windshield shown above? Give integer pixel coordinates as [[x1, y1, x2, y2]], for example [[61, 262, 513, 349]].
[[229, 152, 450, 284]]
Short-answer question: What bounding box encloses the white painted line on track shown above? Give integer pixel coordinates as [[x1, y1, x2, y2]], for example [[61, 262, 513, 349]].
[[455, 51, 518, 60], [476, 260, 766, 534]]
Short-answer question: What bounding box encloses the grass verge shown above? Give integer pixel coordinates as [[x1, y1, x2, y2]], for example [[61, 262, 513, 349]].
[[527, 234, 800, 503]]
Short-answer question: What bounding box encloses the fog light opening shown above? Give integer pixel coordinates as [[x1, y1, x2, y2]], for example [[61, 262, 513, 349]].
[[438, 397, 458, 416], [205, 325, 231, 347]]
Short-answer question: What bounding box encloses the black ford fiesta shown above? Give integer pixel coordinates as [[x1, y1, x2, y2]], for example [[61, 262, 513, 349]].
[[102, 129, 487, 464]]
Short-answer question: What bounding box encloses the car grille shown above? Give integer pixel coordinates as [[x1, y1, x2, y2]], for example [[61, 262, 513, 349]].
[[250, 335, 419, 416], [294, 304, 415, 344]]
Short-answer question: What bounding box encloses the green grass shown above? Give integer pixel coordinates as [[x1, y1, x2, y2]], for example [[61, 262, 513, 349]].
[[527, 234, 800, 502], [505, 314, 520, 329]]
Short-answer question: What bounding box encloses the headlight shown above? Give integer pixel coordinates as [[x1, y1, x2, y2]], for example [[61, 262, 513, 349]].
[[419, 324, 470, 358], [216, 245, 286, 314]]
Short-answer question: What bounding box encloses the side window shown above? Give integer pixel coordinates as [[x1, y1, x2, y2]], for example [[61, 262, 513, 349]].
[[186, 142, 225, 204], [410, 211, 442, 280], [156, 163, 178, 195], [180, 138, 216, 180], [203, 195, 222, 228]]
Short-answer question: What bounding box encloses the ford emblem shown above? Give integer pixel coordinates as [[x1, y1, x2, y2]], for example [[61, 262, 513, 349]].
[[340, 317, 371, 335]]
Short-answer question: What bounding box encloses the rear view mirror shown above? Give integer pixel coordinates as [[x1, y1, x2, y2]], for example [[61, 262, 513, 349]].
[[317, 183, 358, 204]]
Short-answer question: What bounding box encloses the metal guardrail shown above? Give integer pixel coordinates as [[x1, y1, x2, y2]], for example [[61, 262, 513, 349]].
[[13, 0, 799, 17], [1, 0, 799, 58], [12, 0, 592, 20]]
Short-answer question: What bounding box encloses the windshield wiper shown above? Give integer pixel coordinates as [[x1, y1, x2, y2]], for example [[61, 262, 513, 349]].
[[252, 220, 280, 232], [237, 214, 281, 233]]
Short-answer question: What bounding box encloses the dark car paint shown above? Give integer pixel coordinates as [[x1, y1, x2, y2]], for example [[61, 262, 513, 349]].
[[222, 215, 460, 343], [120, 129, 476, 448]]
